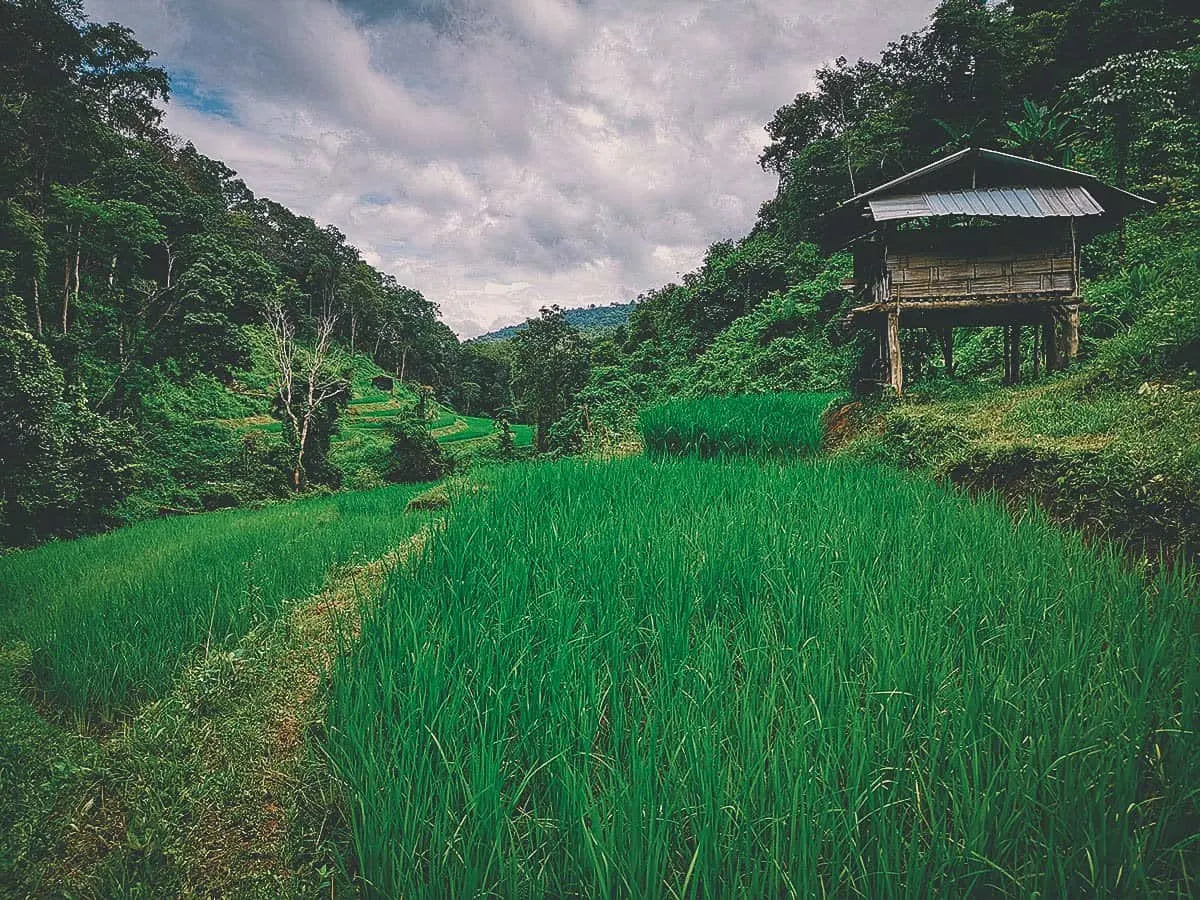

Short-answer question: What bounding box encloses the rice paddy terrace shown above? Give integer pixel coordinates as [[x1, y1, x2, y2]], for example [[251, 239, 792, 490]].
[[235, 391, 534, 449], [1, 393, 1196, 897]]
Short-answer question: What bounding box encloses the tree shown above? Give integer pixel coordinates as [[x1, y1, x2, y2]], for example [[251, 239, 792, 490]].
[[0, 294, 135, 544], [510, 306, 589, 453], [1001, 98, 1077, 164], [384, 408, 446, 483], [1068, 50, 1191, 188], [264, 298, 346, 489]]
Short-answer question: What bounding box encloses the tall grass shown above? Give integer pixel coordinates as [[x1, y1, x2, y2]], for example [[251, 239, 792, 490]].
[[640, 392, 838, 457], [325, 457, 1198, 896], [0, 484, 430, 720]]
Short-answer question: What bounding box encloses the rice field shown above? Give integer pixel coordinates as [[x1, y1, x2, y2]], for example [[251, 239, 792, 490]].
[[640, 392, 838, 457], [325, 456, 1199, 897], [0, 484, 431, 720]]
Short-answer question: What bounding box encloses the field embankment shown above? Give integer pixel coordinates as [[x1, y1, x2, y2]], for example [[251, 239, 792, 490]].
[[0, 483, 436, 895], [828, 371, 1200, 564], [325, 450, 1199, 896]]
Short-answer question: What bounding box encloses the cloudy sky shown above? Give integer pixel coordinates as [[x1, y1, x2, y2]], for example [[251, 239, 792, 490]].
[[83, 0, 937, 337]]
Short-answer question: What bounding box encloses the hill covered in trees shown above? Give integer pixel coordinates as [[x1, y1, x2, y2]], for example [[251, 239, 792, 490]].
[[0, 0, 518, 545], [474, 301, 634, 342]]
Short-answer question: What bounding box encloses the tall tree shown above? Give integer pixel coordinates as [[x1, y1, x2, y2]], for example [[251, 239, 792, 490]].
[[510, 306, 589, 453]]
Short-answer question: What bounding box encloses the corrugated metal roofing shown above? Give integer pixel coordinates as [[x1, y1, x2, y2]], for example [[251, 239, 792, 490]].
[[868, 186, 1105, 221]]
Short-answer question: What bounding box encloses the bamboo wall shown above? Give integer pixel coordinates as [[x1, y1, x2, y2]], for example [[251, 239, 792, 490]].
[[851, 222, 1079, 303], [887, 251, 1075, 299]]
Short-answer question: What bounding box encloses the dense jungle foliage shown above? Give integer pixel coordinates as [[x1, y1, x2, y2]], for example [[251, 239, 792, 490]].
[[0, 0, 513, 546]]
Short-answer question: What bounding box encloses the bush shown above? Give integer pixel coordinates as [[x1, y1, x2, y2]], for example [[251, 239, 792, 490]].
[[0, 298, 139, 545], [384, 410, 447, 483]]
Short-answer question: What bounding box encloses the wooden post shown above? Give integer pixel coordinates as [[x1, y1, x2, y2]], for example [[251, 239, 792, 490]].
[[1065, 304, 1080, 365], [1011, 325, 1022, 384], [1044, 312, 1061, 372], [1031, 326, 1041, 379], [940, 328, 954, 376], [887, 308, 902, 395], [1002, 326, 1012, 383]]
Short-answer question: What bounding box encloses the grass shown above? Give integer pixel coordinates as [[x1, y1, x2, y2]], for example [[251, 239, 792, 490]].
[[835, 369, 1200, 561], [0, 525, 435, 897], [641, 392, 839, 457], [325, 456, 1198, 896], [437, 415, 495, 444], [0, 484, 431, 721]]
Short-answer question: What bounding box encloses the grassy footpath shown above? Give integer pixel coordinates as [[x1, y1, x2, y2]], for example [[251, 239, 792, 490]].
[[0, 485, 431, 721], [0, 528, 433, 897], [325, 454, 1199, 896]]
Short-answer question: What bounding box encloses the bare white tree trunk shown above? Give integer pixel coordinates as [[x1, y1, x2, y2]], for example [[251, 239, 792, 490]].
[[265, 301, 341, 490], [61, 224, 72, 333]]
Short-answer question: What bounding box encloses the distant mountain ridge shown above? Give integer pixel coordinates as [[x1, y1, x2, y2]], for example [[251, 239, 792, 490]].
[[474, 301, 634, 342]]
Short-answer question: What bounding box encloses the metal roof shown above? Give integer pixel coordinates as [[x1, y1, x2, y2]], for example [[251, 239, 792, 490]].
[[868, 185, 1105, 221]]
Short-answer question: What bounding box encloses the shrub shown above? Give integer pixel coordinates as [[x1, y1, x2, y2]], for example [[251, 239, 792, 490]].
[[384, 410, 447, 483]]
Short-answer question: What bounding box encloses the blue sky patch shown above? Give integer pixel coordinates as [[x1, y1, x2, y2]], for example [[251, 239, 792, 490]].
[[170, 70, 236, 121]]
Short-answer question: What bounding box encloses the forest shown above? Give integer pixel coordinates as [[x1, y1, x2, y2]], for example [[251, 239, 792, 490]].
[[1, 0, 1199, 895], [0, 0, 517, 546]]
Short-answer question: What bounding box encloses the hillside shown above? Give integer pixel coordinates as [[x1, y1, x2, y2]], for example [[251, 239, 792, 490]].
[[473, 301, 634, 342]]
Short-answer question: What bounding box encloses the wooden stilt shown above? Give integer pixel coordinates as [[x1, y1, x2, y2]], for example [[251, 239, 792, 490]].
[[1012, 325, 1022, 384], [1044, 313, 1061, 372], [940, 328, 954, 376], [1065, 305, 1080, 365], [1032, 325, 1041, 379], [887, 309, 902, 395]]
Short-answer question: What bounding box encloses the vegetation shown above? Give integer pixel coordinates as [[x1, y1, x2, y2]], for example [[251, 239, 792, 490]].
[[0, 0, 501, 546], [0, 515, 435, 897], [325, 455, 1198, 896], [384, 409, 447, 484], [641, 393, 837, 458], [475, 301, 634, 342], [1, 0, 1198, 895], [0, 483, 432, 720], [510, 306, 591, 453]]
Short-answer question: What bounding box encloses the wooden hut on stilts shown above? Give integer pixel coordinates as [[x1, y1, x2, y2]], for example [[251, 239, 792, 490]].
[[820, 148, 1154, 394]]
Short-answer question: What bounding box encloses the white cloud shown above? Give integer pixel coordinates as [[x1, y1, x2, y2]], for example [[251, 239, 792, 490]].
[[84, 0, 938, 336]]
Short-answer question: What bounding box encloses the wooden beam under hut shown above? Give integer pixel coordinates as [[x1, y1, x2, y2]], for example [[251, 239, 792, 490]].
[[1044, 310, 1061, 372], [1065, 304, 1080, 365], [940, 328, 954, 376], [885, 308, 902, 395]]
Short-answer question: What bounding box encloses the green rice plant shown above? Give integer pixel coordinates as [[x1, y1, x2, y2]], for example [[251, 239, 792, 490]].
[[325, 457, 1198, 897], [511, 423, 534, 448], [0, 484, 431, 720], [640, 392, 838, 457], [437, 415, 496, 444]]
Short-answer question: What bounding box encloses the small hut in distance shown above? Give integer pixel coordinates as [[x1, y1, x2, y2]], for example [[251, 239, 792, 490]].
[[821, 148, 1154, 393]]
